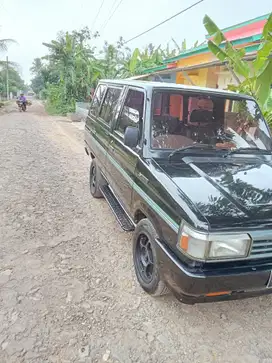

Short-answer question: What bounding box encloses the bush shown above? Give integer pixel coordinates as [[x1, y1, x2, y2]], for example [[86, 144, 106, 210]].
[[45, 83, 75, 115]]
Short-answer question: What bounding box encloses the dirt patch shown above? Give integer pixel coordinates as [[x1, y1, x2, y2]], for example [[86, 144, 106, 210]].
[[0, 103, 271, 363]]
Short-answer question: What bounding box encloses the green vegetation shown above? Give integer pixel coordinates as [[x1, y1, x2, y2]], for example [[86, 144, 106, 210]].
[[0, 36, 25, 97], [32, 14, 272, 120], [0, 67, 25, 96], [30, 29, 200, 115]]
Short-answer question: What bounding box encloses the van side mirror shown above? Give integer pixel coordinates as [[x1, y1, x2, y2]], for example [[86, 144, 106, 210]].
[[124, 126, 139, 148]]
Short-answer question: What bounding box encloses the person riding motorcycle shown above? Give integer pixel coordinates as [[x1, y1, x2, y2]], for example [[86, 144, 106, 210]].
[[18, 93, 27, 104], [17, 93, 27, 111]]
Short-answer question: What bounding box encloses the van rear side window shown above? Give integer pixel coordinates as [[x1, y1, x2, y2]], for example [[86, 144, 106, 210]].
[[99, 87, 122, 124], [89, 85, 107, 116]]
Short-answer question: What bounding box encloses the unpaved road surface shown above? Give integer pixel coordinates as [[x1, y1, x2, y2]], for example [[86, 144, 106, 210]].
[[0, 103, 272, 363]]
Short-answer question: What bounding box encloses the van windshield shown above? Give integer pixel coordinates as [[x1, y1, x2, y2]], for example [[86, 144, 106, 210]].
[[151, 90, 272, 151]]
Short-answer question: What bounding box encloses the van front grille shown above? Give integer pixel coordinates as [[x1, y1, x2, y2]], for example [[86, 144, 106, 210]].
[[250, 239, 272, 259]]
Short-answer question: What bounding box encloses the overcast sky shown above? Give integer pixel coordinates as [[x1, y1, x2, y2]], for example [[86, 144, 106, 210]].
[[0, 0, 271, 83]]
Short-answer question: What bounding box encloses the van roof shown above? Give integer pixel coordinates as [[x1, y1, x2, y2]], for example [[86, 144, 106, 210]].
[[99, 79, 254, 100]]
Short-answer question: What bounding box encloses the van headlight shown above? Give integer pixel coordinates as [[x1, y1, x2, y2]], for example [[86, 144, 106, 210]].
[[178, 223, 251, 261]]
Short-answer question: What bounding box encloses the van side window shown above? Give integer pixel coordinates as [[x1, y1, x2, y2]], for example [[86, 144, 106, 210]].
[[116, 89, 144, 135], [99, 87, 122, 124], [89, 85, 106, 116]]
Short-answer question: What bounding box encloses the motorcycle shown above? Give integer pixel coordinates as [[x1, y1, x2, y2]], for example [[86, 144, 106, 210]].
[[17, 100, 27, 112]]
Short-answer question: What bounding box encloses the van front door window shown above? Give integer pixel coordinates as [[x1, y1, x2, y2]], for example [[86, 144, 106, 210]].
[[116, 89, 144, 138]]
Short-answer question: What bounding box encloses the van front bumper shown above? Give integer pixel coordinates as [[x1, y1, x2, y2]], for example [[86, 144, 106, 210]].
[[155, 239, 272, 304]]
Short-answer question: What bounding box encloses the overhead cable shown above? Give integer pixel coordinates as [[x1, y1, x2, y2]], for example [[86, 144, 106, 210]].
[[124, 0, 205, 44]]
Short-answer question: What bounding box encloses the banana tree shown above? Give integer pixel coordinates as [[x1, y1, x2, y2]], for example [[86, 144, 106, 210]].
[[118, 44, 165, 77], [203, 13, 272, 111], [43, 31, 99, 104]]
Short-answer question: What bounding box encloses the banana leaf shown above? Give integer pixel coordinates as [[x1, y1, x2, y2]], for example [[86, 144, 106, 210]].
[[255, 59, 272, 108], [129, 48, 140, 73], [262, 13, 272, 39], [207, 41, 227, 61], [225, 42, 250, 78], [203, 15, 225, 45]]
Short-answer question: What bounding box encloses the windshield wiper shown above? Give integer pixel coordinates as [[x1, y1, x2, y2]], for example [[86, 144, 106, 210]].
[[223, 147, 272, 158], [168, 144, 218, 160]]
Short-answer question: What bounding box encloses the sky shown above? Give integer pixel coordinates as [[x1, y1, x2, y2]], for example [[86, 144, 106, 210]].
[[0, 0, 271, 83]]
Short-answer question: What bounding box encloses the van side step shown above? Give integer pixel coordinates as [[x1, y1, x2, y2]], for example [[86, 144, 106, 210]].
[[100, 185, 135, 232]]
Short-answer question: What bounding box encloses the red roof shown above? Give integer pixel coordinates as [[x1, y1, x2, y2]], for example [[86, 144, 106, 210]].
[[223, 19, 267, 41], [206, 14, 270, 42]]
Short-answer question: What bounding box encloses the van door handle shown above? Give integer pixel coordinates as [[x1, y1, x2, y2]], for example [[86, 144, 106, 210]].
[[109, 145, 115, 152]]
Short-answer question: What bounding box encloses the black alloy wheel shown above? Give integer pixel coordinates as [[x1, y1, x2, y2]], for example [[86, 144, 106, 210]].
[[135, 234, 154, 284], [89, 159, 105, 198], [133, 219, 168, 296], [90, 163, 96, 195]]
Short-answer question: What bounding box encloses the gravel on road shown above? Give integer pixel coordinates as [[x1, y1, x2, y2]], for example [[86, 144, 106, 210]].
[[0, 103, 272, 363]]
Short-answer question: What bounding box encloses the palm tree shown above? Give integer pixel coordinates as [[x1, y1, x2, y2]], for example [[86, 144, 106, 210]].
[[0, 36, 17, 97], [0, 37, 17, 69], [0, 38, 16, 52]]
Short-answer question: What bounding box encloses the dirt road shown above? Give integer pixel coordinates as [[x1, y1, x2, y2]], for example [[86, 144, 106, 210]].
[[0, 103, 272, 363]]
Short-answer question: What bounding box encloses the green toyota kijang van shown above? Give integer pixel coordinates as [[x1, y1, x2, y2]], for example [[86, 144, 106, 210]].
[[85, 79, 272, 304]]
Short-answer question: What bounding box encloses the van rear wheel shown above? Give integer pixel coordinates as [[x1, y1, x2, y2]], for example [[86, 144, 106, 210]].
[[133, 219, 168, 296], [89, 159, 105, 198]]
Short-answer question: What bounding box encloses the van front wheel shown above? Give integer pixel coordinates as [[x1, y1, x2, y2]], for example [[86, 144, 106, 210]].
[[89, 159, 105, 198], [133, 219, 168, 296]]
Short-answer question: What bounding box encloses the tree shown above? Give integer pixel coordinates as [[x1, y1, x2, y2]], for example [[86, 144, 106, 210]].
[[119, 39, 203, 77], [30, 58, 43, 75], [166, 38, 204, 57], [30, 58, 56, 100], [0, 33, 18, 95], [118, 43, 166, 77], [31, 25, 200, 114], [0, 66, 25, 96], [40, 28, 99, 113], [0, 37, 16, 53]]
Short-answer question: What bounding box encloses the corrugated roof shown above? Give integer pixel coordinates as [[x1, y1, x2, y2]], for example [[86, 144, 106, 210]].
[[159, 13, 269, 65], [207, 13, 270, 38]]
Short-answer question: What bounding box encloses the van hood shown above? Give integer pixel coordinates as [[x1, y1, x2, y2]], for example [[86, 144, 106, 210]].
[[156, 156, 272, 228]]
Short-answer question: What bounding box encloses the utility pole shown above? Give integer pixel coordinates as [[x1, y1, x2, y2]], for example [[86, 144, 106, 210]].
[[6, 56, 9, 100]]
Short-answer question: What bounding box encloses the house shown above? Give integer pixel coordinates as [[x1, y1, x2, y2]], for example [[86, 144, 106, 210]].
[[134, 14, 270, 90]]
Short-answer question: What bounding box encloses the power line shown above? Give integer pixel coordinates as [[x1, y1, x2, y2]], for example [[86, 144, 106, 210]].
[[106, 0, 119, 18], [124, 0, 205, 44], [99, 0, 124, 33], [97, 0, 118, 33], [91, 0, 106, 31]]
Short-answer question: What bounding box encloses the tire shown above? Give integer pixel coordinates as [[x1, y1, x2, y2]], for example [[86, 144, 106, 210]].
[[89, 159, 106, 198], [133, 219, 168, 296]]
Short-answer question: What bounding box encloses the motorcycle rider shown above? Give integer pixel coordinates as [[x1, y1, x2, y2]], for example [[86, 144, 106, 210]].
[[18, 93, 27, 104], [17, 93, 27, 110]]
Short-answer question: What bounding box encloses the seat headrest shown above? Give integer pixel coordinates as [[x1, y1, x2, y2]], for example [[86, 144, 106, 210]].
[[190, 109, 213, 123]]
